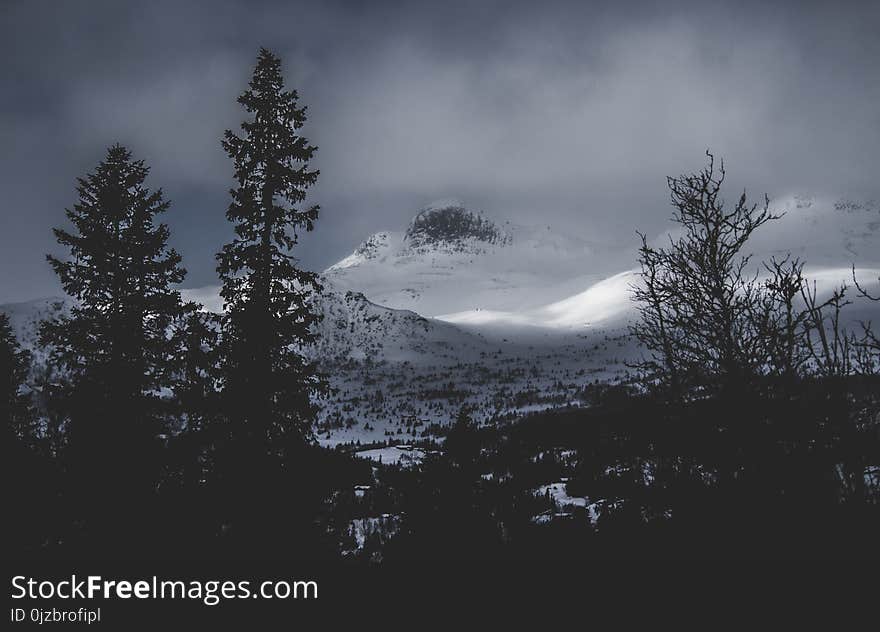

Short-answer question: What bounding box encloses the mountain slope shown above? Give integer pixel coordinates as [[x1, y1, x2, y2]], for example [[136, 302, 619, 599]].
[[0, 287, 634, 448], [435, 195, 880, 331], [0, 284, 490, 368]]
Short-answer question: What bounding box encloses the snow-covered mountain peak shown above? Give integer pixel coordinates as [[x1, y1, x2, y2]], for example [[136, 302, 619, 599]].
[[323, 200, 632, 317], [327, 202, 514, 275]]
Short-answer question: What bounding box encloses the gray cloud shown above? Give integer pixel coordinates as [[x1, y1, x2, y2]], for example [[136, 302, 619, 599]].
[[1, 0, 879, 302]]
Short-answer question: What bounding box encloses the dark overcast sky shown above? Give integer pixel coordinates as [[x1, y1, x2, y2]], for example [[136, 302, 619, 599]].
[[1, 0, 879, 303]]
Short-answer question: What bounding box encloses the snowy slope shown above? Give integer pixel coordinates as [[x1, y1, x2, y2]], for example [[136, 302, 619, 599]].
[[305, 282, 491, 364], [0, 284, 491, 370], [437, 196, 880, 331], [0, 285, 636, 447], [748, 196, 880, 266], [438, 270, 638, 329]]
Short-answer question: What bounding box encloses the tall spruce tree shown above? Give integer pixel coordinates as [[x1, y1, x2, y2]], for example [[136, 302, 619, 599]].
[[216, 48, 323, 460], [40, 145, 193, 533]]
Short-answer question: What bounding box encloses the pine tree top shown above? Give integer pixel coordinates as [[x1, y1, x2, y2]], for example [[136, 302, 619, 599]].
[[218, 47, 321, 300], [47, 144, 186, 312]]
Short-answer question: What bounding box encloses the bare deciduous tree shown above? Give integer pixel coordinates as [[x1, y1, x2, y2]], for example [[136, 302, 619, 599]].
[[753, 256, 811, 385], [633, 153, 880, 405], [631, 151, 781, 397]]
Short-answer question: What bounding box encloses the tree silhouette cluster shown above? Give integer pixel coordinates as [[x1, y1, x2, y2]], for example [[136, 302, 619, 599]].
[[1, 48, 330, 558]]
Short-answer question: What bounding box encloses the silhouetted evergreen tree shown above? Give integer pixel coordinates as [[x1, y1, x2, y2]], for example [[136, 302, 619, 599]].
[[39, 144, 194, 552], [213, 48, 325, 554], [445, 405, 480, 474], [217, 48, 323, 456]]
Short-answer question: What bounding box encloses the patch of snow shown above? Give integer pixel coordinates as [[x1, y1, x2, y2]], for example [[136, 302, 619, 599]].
[[534, 481, 588, 508], [354, 445, 426, 467]]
